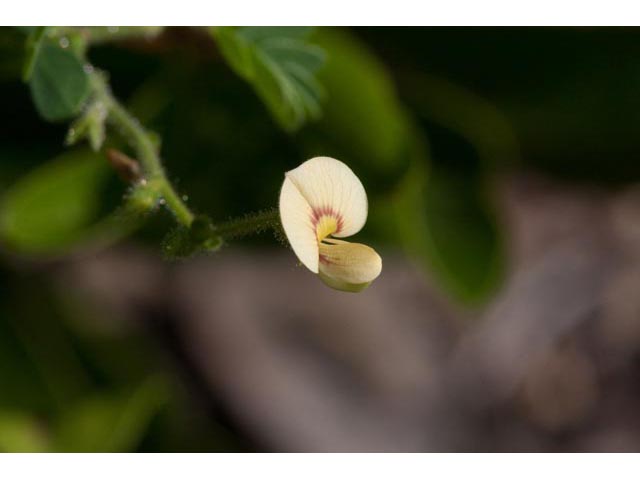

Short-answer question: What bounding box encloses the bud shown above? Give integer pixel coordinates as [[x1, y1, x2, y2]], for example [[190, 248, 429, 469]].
[[106, 149, 142, 183]]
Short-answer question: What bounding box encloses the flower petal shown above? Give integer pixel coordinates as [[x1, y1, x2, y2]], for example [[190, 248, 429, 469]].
[[279, 177, 319, 273], [285, 156, 367, 238], [318, 238, 382, 292]]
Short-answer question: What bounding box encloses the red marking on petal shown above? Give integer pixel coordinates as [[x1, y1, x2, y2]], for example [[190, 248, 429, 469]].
[[319, 254, 331, 265], [311, 205, 344, 234]]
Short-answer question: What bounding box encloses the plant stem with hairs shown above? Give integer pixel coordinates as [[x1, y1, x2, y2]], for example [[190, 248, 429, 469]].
[[89, 72, 195, 227]]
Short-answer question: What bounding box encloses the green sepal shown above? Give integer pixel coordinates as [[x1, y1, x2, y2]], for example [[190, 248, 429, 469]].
[[318, 271, 372, 293], [162, 215, 223, 260]]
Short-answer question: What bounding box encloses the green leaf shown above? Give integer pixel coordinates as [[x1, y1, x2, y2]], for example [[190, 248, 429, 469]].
[[54, 378, 167, 452], [239, 27, 313, 42], [0, 411, 50, 452], [306, 28, 413, 193], [395, 149, 504, 306], [28, 42, 90, 121], [392, 73, 513, 305], [0, 149, 112, 255], [22, 26, 47, 82], [212, 26, 326, 132], [424, 169, 503, 304]]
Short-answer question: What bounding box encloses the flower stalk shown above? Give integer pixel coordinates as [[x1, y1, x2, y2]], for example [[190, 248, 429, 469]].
[[213, 209, 280, 240]]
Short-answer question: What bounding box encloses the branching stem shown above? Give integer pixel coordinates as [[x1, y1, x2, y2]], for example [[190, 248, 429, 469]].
[[90, 72, 195, 227], [48, 27, 281, 249]]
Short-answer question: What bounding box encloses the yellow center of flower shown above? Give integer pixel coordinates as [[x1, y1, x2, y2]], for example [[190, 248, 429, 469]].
[[315, 215, 338, 241]]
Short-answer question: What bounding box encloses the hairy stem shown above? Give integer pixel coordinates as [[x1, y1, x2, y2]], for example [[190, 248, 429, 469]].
[[90, 72, 195, 226], [50, 27, 278, 249], [214, 208, 280, 240]]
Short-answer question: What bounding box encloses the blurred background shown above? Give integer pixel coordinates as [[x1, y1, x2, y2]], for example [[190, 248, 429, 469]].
[[1, 26, 640, 452]]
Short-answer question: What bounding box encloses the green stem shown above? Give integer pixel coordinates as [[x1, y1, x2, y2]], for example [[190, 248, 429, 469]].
[[214, 208, 280, 240], [48, 26, 164, 46], [90, 72, 195, 226], [50, 28, 278, 247]]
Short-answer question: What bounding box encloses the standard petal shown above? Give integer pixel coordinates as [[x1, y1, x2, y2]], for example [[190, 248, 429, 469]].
[[318, 238, 382, 292], [279, 177, 319, 273], [285, 156, 367, 238]]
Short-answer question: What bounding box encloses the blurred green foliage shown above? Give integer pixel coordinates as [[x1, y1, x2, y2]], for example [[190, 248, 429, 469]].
[[0, 26, 639, 451], [28, 38, 90, 121], [213, 26, 325, 132], [53, 377, 167, 452], [0, 149, 112, 254], [303, 28, 413, 192]]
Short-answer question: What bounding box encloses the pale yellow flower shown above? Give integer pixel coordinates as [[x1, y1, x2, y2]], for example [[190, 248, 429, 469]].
[[279, 156, 382, 292]]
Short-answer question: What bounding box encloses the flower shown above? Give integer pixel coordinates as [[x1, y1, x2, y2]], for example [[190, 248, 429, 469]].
[[279, 156, 382, 292]]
